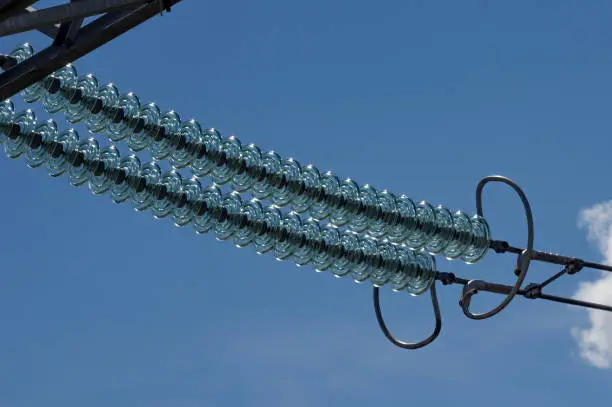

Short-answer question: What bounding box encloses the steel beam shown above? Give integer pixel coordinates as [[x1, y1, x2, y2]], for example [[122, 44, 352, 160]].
[[53, 18, 84, 45], [0, 0, 181, 101], [0, 0, 151, 37], [53, 0, 88, 45], [0, 0, 38, 18], [25, 6, 60, 38]]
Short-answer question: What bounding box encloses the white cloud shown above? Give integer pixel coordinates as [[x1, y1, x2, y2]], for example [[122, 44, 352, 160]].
[[573, 202, 612, 368]]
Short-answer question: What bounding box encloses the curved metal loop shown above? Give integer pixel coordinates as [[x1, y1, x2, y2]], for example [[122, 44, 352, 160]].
[[373, 282, 442, 349], [460, 175, 534, 320]]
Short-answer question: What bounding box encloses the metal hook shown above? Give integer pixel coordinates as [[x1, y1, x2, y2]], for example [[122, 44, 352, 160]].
[[460, 175, 535, 320], [373, 282, 442, 349]]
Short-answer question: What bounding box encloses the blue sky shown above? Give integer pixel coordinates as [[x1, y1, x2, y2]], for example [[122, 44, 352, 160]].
[[1, 1, 612, 406]]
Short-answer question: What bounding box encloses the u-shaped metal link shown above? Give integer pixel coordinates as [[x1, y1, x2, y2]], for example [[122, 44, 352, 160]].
[[459, 175, 534, 320], [373, 282, 442, 349]]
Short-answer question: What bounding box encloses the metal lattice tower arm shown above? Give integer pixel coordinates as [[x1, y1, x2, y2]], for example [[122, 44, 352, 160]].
[[0, 0, 182, 101]]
